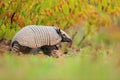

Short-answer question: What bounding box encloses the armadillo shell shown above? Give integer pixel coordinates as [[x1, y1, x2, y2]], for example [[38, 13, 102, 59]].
[[12, 25, 62, 48]]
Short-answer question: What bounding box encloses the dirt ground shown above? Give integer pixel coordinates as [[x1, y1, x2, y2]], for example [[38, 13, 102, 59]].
[[0, 39, 64, 58], [0, 39, 11, 55]]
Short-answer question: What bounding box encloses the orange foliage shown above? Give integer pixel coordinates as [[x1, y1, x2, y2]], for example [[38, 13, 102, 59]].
[[13, 13, 25, 28], [4, 11, 25, 28], [105, 24, 120, 40]]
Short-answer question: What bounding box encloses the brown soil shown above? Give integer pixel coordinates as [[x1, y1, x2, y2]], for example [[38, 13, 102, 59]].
[[0, 39, 65, 58], [0, 39, 10, 55]]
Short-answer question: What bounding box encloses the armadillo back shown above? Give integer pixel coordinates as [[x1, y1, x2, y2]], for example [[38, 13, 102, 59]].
[[12, 25, 62, 48]]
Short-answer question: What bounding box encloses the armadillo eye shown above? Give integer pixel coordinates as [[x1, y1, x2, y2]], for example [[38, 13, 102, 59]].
[[63, 34, 66, 37], [62, 34, 66, 38]]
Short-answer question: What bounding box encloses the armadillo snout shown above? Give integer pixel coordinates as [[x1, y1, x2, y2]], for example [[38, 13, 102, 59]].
[[66, 38, 72, 42]]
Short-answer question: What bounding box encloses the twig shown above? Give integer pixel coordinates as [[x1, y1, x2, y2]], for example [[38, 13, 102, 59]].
[[77, 28, 90, 47], [72, 30, 78, 40]]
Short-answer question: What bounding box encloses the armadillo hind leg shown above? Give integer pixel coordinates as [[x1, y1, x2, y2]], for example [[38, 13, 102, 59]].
[[11, 41, 31, 54]]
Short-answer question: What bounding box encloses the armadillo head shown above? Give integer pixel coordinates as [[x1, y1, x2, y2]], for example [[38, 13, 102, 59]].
[[56, 28, 72, 42]]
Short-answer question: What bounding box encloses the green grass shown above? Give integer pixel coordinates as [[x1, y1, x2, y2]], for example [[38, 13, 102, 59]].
[[0, 48, 120, 80]]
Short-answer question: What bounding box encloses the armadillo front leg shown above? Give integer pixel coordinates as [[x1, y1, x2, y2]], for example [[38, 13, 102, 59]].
[[41, 46, 52, 56], [41, 45, 59, 56]]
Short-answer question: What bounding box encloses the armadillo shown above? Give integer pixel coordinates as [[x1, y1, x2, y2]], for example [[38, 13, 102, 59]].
[[10, 25, 72, 55]]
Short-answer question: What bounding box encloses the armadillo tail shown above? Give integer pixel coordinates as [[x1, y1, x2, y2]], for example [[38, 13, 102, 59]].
[[11, 43, 20, 53]]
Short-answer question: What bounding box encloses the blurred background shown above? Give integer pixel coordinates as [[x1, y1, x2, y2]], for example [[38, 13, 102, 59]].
[[0, 0, 120, 80]]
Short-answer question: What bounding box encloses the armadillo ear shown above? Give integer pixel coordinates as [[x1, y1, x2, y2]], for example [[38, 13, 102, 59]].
[[56, 28, 61, 35]]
